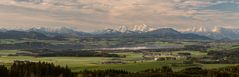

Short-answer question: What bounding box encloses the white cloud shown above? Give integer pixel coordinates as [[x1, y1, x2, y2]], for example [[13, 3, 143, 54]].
[[0, 0, 238, 31]]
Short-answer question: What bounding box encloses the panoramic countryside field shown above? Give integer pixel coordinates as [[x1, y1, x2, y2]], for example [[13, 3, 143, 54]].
[[0, 39, 238, 73], [1, 0, 239, 77]]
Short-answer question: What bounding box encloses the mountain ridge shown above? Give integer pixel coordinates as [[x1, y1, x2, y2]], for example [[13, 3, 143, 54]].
[[183, 27, 239, 40], [0, 26, 211, 40], [96, 24, 156, 34]]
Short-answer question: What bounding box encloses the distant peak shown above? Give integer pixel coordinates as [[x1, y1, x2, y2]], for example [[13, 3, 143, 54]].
[[115, 24, 156, 33], [182, 26, 224, 33], [116, 25, 129, 33], [211, 27, 221, 33], [27, 26, 79, 34]]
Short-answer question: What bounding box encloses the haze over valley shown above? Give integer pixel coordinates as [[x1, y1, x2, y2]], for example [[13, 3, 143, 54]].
[[0, 0, 239, 77]]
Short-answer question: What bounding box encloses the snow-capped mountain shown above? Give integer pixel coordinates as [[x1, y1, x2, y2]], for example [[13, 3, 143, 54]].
[[117, 24, 156, 33], [94, 28, 121, 35], [28, 27, 77, 33], [0, 27, 91, 38], [182, 26, 219, 33], [94, 25, 210, 40], [183, 27, 239, 40], [97, 24, 156, 34], [26, 27, 90, 37], [0, 25, 211, 40]]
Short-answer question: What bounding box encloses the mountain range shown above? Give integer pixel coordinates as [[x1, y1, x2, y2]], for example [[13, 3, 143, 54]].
[[0, 27, 89, 40], [1, 25, 239, 40], [95, 24, 155, 34], [0, 25, 210, 40], [183, 27, 239, 40], [27, 27, 89, 38]]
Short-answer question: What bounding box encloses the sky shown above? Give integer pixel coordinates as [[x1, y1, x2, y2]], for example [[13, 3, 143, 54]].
[[0, 0, 238, 31]]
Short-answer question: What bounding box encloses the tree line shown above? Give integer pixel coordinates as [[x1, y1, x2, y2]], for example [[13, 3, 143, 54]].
[[78, 66, 239, 77], [0, 61, 239, 77], [0, 61, 74, 77], [18, 49, 121, 57]]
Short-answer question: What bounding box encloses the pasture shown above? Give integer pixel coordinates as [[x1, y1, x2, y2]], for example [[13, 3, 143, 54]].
[[0, 50, 237, 72]]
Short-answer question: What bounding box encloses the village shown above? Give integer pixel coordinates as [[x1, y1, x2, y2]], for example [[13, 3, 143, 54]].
[[143, 52, 192, 61], [101, 51, 192, 65]]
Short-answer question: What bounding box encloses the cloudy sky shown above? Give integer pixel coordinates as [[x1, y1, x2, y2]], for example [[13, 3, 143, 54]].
[[0, 0, 238, 31]]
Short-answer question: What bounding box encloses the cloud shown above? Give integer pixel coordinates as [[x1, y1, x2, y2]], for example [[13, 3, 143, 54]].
[[0, 0, 238, 31], [201, 2, 239, 12], [14, 0, 43, 4]]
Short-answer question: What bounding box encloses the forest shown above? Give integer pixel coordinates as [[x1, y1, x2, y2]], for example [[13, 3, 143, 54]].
[[1, 61, 239, 77], [0, 61, 73, 77], [17, 49, 121, 57]]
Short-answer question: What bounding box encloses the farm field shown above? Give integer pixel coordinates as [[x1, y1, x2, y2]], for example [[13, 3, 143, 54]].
[[0, 50, 237, 72]]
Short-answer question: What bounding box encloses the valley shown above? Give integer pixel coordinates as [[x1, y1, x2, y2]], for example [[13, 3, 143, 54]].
[[1, 0, 239, 76], [0, 27, 239, 77], [0, 38, 238, 73]]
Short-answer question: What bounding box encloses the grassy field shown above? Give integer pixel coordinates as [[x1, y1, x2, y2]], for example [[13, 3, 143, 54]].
[[0, 56, 190, 72], [202, 64, 238, 69], [0, 50, 237, 72], [172, 51, 208, 57], [0, 50, 27, 55]]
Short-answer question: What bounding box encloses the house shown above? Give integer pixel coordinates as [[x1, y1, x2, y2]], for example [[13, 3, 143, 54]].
[[177, 52, 192, 59], [155, 56, 177, 61], [143, 52, 190, 61]]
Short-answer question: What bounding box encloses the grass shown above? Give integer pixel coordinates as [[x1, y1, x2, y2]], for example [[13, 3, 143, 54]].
[[173, 51, 207, 57], [0, 56, 111, 71], [71, 60, 190, 72], [1, 55, 233, 72], [156, 51, 207, 58], [0, 50, 27, 55], [116, 52, 143, 61], [0, 50, 237, 72], [202, 64, 238, 69]]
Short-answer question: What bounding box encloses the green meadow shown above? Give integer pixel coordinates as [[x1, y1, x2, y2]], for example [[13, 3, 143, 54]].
[[0, 50, 237, 72]]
